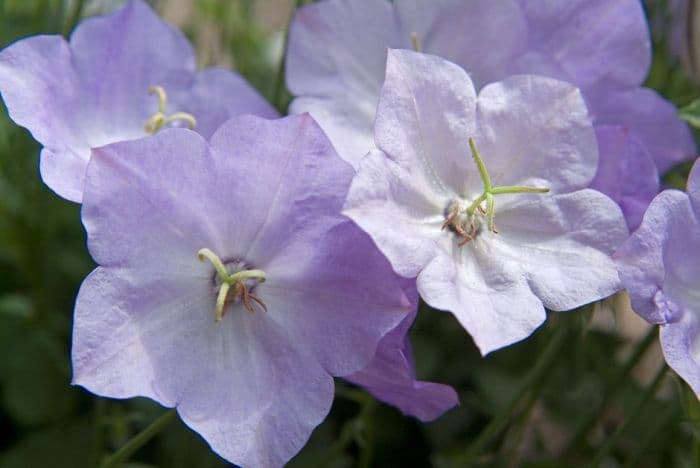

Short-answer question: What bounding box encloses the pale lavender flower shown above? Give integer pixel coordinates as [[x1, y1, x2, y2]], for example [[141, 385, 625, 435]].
[[615, 159, 700, 395], [0, 0, 276, 202], [343, 50, 628, 354], [287, 0, 695, 229], [72, 115, 413, 466]]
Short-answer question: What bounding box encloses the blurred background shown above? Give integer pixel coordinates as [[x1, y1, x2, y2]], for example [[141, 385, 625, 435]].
[[0, 0, 699, 466]]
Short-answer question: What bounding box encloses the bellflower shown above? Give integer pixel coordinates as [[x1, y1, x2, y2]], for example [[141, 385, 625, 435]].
[[615, 159, 700, 395], [343, 50, 628, 354], [72, 114, 413, 466], [0, 0, 277, 202], [287, 0, 695, 229]]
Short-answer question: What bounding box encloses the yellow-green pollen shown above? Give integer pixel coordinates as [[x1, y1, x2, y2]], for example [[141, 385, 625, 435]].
[[197, 248, 267, 322], [144, 85, 197, 134], [443, 138, 550, 246]]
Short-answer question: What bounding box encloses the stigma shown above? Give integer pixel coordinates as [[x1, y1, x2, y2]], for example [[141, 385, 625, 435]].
[[144, 85, 197, 134], [442, 138, 549, 246], [197, 248, 267, 322]]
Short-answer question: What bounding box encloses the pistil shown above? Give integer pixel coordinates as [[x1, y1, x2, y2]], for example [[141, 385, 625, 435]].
[[444, 138, 549, 245], [144, 85, 197, 134], [197, 248, 267, 321]]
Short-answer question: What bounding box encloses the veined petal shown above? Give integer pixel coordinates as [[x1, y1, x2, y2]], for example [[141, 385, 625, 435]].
[[417, 248, 546, 355], [376, 49, 477, 195], [344, 150, 447, 278], [72, 267, 334, 468], [475, 75, 598, 192], [494, 189, 627, 311]]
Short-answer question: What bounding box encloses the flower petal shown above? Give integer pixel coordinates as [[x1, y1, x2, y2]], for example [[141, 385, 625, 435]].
[[494, 189, 627, 311], [345, 298, 459, 422], [262, 221, 411, 376], [343, 150, 447, 277], [513, 0, 650, 89], [0, 36, 89, 201], [72, 267, 334, 468], [587, 86, 696, 172], [395, 0, 526, 88], [208, 114, 355, 267], [376, 49, 479, 195], [475, 75, 598, 192], [286, 0, 402, 165], [615, 189, 698, 324], [417, 248, 546, 355], [174, 67, 279, 138], [661, 312, 700, 397], [590, 125, 659, 230]]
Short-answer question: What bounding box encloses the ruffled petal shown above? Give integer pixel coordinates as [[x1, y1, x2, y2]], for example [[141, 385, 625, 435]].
[[418, 248, 546, 355], [475, 75, 598, 192], [494, 189, 627, 311], [343, 150, 447, 278], [615, 189, 698, 324]]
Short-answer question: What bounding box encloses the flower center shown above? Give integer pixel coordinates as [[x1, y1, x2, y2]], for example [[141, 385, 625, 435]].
[[442, 137, 549, 246], [144, 85, 197, 134], [197, 248, 267, 322]]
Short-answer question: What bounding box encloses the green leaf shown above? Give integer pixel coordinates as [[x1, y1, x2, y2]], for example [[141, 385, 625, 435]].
[[679, 99, 700, 128]]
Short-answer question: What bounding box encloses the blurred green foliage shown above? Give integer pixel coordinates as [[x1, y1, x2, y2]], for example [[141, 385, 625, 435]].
[[0, 1, 699, 467]]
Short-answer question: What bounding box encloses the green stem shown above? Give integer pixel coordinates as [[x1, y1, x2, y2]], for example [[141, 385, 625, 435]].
[[273, 0, 305, 112], [469, 137, 492, 191], [564, 327, 658, 454], [586, 365, 667, 468], [99, 410, 177, 468], [491, 186, 550, 195], [457, 326, 569, 464]]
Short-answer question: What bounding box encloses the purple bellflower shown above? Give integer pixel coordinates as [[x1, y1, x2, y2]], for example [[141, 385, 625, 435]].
[[615, 159, 700, 395], [72, 114, 416, 466], [286, 0, 695, 229], [343, 50, 628, 354], [0, 0, 277, 203]]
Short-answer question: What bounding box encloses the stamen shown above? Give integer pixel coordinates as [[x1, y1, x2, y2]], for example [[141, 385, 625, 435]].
[[144, 85, 197, 134], [197, 248, 267, 321], [443, 137, 549, 245], [411, 32, 422, 52]]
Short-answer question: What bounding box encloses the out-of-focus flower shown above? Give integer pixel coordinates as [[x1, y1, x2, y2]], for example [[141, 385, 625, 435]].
[[287, 0, 695, 229], [0, 0, 276, 202], [616, 159, 700, 395], [72, 115, 412, 466], [343, 50, 628, 354]]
